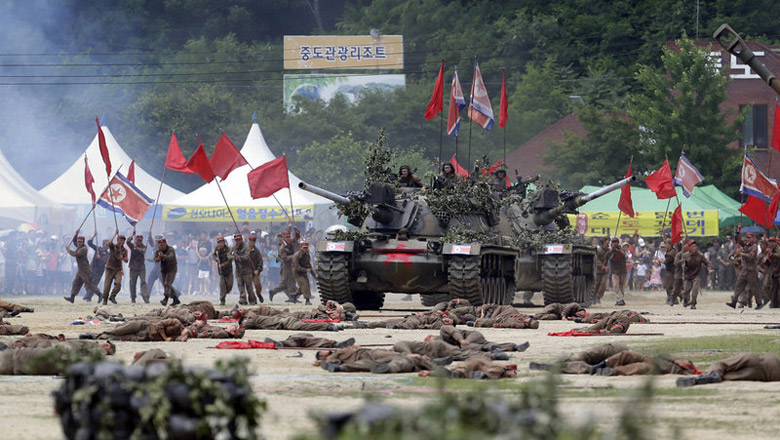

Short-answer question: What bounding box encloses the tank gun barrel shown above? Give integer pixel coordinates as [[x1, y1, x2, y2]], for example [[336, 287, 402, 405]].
[[714, 24, 780, 96], [298, 181, 350, 205], [534, 176, 635, 226]]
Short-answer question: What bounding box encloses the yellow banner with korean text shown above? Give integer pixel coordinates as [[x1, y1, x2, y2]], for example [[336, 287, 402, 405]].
[[566, 210, 719, 237], [283, 35, 404, 70], [162, 205, 315, 223]]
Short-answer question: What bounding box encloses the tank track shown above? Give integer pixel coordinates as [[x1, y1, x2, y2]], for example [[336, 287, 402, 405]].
[[421, 293, 453, 307], [541, 254, 575, 305], [448, 255, 484, 306], [316, 252, 352, 305]]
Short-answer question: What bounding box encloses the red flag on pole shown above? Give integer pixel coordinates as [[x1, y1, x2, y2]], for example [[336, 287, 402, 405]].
[[769, 192, 780, 227], [645, 159, 676, 199], [449, 155, 469, 177], [96, 117, 111, 176], [739, 195, 777, 228], [165, 132, 193, 173], [186, 139, 215, 183], [772, 102, 780, 153], [498, 70, 508, 128], [210, 133, 248, 180], [84, 155, 96, 205], [424, 60, 444, 121], [670, 204, 683, 244], [247, 157, 290, 199], [127, 159, 136, 184], [618, 160, 634, 217]]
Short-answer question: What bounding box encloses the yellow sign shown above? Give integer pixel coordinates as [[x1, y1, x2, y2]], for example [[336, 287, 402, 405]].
[[567, 210, 719, 237], [284, 35, 404, 70], [163, 205, 314, 223]]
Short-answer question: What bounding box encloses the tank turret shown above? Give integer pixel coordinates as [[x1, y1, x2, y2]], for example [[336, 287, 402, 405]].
[[531, 176, 636, 226]]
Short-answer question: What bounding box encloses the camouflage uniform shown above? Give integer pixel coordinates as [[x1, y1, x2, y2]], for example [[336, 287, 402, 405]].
[[232, 239, 257, 304], [101, 240, 128, 304], [213, 244, 234, 305]]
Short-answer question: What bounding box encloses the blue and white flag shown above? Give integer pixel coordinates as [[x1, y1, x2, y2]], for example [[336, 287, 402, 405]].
[[673, 152, 704, 197]]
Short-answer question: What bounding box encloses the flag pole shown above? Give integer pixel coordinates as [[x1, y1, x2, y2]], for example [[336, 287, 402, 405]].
[[77, 165, 123, 237], [659, 198, 672, 236], [467, 56, 476, 174], [148, 166, 167, 237], [614, 211, 622, 238], [284, 154, 296, 228], [214, 177, 243, 235], [438, 102, 443, 170], [104, 168, 119, 230]]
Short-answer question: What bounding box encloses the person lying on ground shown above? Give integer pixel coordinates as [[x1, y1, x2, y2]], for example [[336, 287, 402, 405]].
[[532, 302, 587, 321], [584, 350, 698, 376], [576, 310, 647, 334], [84, 318, 184, 342], [0, 316, 28, 336], [10, 333, 66, 348], [420, 357, 518, 379], [178, 321, 245, 340], [677, 353, 780, 387], [435, 325, 530, 352], [131, 348, 168, 367], [392, 339, 511, 362], [315, 345, 435, 374], [529, 343, 629, 374], [240, 314, 343, 332], [0, 340, 114, 375], [264, 333, 356, 349], [0, 298, 34, 317], [578, 310, 649, 324]]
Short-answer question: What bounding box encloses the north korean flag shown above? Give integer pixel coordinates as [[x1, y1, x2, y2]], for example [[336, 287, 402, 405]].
[[97, 171, 154, 226], [740, 152, 778, 202], [673, 152, 704, 197]]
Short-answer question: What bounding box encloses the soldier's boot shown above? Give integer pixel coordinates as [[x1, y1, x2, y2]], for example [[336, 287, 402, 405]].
[[160, 296, 169, 306], [63, 295, 75, 303], [334, 337, 356, 349], [588, 361, 607, 375], [491, 350, 510, 361], [320, 361, 340, 372], [143, 296, 150, 304], [615, 299, 626, 306], [528, 362, 552, 371], [171, 296, 181, 306], [305, 298, 312, 306], [371, 363, 391, 374], [470, 371, 489, 380], [677, 373, 722, 387], [264, 338, 283, 348], [725, 301, 736, 308], [515, 342, 530, 352], [433, 355, 454, 366], [595, 367, 614, 376]]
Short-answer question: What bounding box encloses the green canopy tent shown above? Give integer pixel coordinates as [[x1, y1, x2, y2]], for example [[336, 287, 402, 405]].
[[691, 185, 750, 228]]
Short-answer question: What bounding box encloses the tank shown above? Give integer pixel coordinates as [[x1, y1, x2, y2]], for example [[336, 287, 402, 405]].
[[714, 24, 780, 95], [299, 173, 634, 310]]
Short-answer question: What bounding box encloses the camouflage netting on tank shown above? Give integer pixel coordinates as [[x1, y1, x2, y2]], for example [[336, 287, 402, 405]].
[[24, 342, 107, 374], [513, 227, 579, 249], [442, 228, 498, 245], [330, 229, 369, 242], [53, 358, 264, 440]]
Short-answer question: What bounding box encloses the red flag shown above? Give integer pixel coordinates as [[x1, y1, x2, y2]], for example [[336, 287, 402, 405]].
[[84, 155, 96, 205], [645, 159, 676, 199], [449, 155, 469, 177], [127, 159, 136, 184], [670, 205, 683, 244], [498, 70, 508, 128], [210, 133, 248, 180], [424, 60, 444, 121], [739, 195, 776, 228], [247, 157, 290, 199], [772, 102, 780, 153], [618, 160, 634, 217], [165, 132, 193, 173], [769, 193, 780, 227], [96, 117, 111, 176], [186, 139, 215, 183]]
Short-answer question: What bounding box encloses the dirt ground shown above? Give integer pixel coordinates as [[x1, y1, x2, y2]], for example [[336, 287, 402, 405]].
[[2, 289, 780, 439]]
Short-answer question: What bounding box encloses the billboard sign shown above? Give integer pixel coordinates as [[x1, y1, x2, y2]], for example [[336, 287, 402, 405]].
[[283, 73, 405, 112], [284, 35, 403, 70]]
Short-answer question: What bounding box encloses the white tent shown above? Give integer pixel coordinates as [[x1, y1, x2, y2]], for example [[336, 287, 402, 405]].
[[42, 126, 185, 205], [0, 148, 74, 228], [163, 122, 336, 228]]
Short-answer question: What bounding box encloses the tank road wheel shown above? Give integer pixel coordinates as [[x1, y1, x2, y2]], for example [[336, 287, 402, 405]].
[[351, 291, 385, 310], [541, 255, 574, 305], [421, 293, 453, 307], [316, 252, 352, 305], [448, 256, 483, 306]]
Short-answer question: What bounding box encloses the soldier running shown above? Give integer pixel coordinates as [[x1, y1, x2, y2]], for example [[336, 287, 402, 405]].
[[248, 235, 264, 303], [680, 240, 712, 309], [127, 230, 150, 303], [63, 232, 102, 303], [232, 233, 257, 305], [292, 242, 314, 305], [101, 229, 129, 305], [593, 237, 611, 305], [213, 236, 233, 306], [155, 238, 181, 306], [268, 227, 301, 302]]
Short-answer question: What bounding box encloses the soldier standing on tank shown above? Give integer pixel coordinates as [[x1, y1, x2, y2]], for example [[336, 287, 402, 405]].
[[63, 232, 102, 303], [101, 229, 128, 305], [248, 235, 264, 303], [213, 236, 233, 306], [681, 241, 712, 309], [156, 238, 181, 306], [292, 242, 314, 305], [127, 231, 149, 304], [232, 233, 257, 305], [434, 162, 460, 189], [85, 232, 109, 301], [398, 165, 424, 188], [593, 237, 611, 305], [607, 237, 627, 306], [487, 167, 509, 194]]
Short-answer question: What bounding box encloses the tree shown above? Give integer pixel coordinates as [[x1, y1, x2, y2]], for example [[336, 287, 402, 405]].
[[544, 105, 640, 189], [628, 35, 743, 194], [293, 131, 369, 193]]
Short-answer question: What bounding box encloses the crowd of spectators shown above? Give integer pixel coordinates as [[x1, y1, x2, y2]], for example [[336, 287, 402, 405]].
[[0, 221, 324, 299]]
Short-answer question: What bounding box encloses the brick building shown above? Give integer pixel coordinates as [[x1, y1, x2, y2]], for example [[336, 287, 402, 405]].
[[505, 41, 780, 180]]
